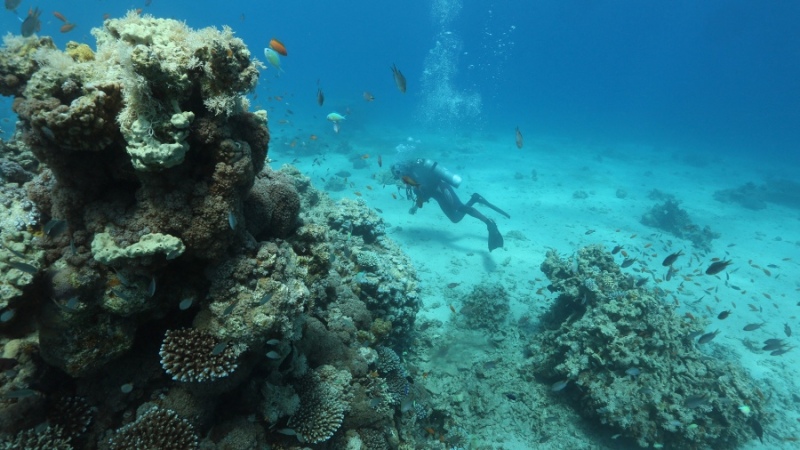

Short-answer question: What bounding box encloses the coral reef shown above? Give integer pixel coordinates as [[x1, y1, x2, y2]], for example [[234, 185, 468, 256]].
[[527, 244, 765, 448], [159, 328, 239, 382], [107, 406, 198, 450], [640, 196, 719, 251], [455, 282, 509, 332], [715, 179, 800, 211], [0, 14, 424, 450]]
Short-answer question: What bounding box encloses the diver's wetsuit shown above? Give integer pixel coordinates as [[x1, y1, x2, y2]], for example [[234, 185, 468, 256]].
[[391, 159, 510, 251]]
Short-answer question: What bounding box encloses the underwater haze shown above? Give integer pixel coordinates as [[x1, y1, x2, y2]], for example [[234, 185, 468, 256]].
[[1, 0, 798, 160], [1, 0, 800, 449]]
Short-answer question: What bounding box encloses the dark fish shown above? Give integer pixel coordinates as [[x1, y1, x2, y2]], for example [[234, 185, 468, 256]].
[[620, 258, 636, 268], [21, 7, 42, 37], [717, 310, 730, 320], [697, 330, 719, 344], [446, 282, 460, 289], [44, 219, 67, 237], [762, 339, 785, 351], [771, 346, 794, 356], [334, 170, 351, 178], [391, 63, 407, 93], [785, 323, 792, 337], [705, 259, 733, 275], [635, 277, 648, 287], [684, 394, 709, 408], [4, 0, 21, 12], [743, 323, 764, 331], [316, 87, 324, 106], [515, 126, 523, 149], [749, 418, 763, 443], [662, 250, 683, 267], [611, 245, 623, 254], [665, 266, 676, 281], [504, 392, 518, 400], [585, 229, 596, 235], [222, 302, 236, 316], [0, 242, 26, 259]]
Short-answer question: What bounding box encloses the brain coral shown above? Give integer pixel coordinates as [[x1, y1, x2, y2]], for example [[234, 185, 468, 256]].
[[244, 168, 300, 240]]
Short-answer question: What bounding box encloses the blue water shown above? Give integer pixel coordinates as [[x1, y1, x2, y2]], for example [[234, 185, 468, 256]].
[[2, 0, 798, 161]]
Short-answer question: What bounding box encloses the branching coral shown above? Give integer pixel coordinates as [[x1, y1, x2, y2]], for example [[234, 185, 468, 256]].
[[159, 328, 239, 382], [107, 406, 197, 450]]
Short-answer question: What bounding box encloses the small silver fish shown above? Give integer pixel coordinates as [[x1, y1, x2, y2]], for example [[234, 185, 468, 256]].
[[148, 277, 156, 297], [266, 350, 281, 359], [179, 298, 193, 310], [256, 292, 272, 306], [8, 261, 37, 275], [228, 211, 237, 230], [0, 309, 15, 322], [266, 339, 281, 346], [222, 302, 236, 316], [551, 380, 569, 392], [3, 388, 37, 399], [211, 342, 227, 356], [785, 323, 792, 337], [120, 383, 134, 394]]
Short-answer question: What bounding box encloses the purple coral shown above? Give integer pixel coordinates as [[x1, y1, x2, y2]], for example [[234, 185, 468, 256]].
[[159, 328, 238, 382]]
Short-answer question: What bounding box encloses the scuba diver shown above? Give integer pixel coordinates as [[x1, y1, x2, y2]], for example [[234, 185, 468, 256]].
[[391, 158, 510, 252]]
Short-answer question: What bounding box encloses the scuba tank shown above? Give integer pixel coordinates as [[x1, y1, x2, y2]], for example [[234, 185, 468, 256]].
[[417, 159, 462, 187]]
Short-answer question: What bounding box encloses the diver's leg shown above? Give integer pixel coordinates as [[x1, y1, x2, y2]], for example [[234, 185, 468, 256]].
[[468, 193, 511, 219], [434, 185, 467, 223]]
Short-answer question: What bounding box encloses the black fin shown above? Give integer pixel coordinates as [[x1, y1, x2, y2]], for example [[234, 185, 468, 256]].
[[488, 220, 503, 251]]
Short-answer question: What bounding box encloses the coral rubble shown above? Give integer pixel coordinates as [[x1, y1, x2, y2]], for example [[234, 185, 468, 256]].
[[528, 245, 765, 448]]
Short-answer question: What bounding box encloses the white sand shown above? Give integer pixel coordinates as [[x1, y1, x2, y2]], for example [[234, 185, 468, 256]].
[[275, 126, 799, 449]]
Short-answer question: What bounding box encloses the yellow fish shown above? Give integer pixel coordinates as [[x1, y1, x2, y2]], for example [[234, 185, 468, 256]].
[[263, 47, 283, 72]]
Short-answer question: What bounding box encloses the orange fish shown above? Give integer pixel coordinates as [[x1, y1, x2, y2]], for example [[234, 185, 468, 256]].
[[60, 23, 76, 33], [402, 176, 419, 187], [377, 155, 382, 167], [53, 11, 68, 22], [361, 154, 369, 159], [363, 91, 375, 102], [309, 134, 318, 140], [269, 38, 288, 56]]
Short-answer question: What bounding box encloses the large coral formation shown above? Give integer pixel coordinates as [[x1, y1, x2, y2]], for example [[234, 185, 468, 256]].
[[0, 14, 425, 450], [641, 195, 719, 251], [528, 245, 765, 448]]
